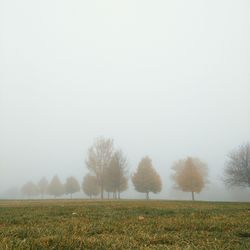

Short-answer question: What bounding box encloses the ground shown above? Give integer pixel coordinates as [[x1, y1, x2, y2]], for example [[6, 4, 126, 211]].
[[0, 200, 249, 249]]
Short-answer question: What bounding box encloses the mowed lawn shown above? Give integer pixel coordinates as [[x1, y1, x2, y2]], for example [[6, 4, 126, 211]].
[[0, 200, 249, 249]]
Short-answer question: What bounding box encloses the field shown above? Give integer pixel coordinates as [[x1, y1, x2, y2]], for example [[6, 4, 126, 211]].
[[0, 200, 249, 249]]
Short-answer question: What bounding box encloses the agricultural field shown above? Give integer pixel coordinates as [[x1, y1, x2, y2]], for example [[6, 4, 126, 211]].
[[0, 200, 249, 249]]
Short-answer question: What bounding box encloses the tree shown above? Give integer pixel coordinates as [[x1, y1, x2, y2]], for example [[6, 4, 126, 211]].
[[37, 177, 48, 198], [172, 157, 208, 201], [3, 186, 20, 199], [21, 181, 39, 198], [85, 137, 114, 199], [65, 176, 80, 199], [104, 150, 128, 199], [48, 175, 64, 198], [82, 174, 100, 199], [224, 143, 250, 188], [132, 156, 162, 199]]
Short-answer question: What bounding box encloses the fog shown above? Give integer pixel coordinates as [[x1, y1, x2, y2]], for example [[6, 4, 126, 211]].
[[0, 0, 249, 201]]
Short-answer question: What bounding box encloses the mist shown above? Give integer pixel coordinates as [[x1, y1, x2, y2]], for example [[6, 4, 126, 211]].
[[0, 0, 249, 201]]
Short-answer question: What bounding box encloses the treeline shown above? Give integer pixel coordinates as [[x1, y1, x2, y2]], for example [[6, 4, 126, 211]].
[[83, 137, 208, 200], [19, 138, 250, 200], [21, 176, 80, 199], [20, 137, 208, 200]]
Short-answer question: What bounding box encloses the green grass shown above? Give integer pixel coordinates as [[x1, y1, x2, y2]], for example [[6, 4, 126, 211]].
[[0, 200, 249, 249]]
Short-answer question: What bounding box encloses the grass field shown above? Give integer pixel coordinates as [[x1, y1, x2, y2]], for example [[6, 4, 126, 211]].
[[0, 200, 249, 249]]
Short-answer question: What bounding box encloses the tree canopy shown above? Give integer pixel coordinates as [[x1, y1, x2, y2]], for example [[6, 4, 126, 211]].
[[104, 150, 128, 199], [48, 175, 64, 198], [132, 156, 162, 199], [21, 181, 39, 197], [85, 137, 114, 199], [172, 157, 208, 200], [224, 143, 250, 188], [65, 176, 80, 198], [37, 177, 48, 198], [82, 174, 100, 198]]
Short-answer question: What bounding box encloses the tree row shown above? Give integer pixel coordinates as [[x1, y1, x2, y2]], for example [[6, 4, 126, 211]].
[[20, 138, 250, 200]]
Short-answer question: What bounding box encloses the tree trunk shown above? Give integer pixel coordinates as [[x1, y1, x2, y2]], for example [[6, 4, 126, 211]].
[[191, 191, 195, 201], [146, 192, 149, 200], [118, 191, 120, 200], [101, 184, 104, 200], [108, 192, 110, 200], [70, 193, 72, 199]]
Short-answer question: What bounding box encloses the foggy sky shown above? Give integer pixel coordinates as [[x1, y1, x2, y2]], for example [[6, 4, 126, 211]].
[[0, 0, 250, 201]]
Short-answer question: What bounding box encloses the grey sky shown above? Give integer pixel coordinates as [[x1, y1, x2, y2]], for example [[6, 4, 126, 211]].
[[0, 0, 249, 200]]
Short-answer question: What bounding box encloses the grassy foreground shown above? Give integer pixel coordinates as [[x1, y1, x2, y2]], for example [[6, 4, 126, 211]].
[[0, 200, 249, 249]]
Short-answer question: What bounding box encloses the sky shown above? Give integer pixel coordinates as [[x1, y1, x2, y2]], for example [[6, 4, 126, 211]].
[[0, 0, 249, 201]]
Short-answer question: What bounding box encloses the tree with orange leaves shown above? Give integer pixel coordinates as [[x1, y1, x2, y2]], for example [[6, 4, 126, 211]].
[[172, 157, 208, 200]]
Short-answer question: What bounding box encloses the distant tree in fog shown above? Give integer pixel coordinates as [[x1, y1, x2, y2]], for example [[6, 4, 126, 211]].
[[224, 143, 250, 188], [48, 175, 64, 198], [104, 150, 128, 199], [3, 187, 20, 198], [65, 176, 80, 199], [132, 156, 162, 199], [85, 137, 114, 199], [37, 177, 48, 198], [82, 174, 100, 199], [172, 157, 208, 201], [21, 181, 39, 198]]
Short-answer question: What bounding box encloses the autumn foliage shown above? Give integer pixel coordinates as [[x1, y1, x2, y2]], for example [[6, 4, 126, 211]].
[[172, 157, 208, 200], [48, 175, 64, 198], [132, 156, 162, 199], [65, 176, 80, 199], [85, 137, 114, 199], [85, 137, 129, 199], [103, 150, 128, 199], [82, 174, 100, 199]]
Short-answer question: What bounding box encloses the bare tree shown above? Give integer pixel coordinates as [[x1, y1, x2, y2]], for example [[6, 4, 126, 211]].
[[224, 143, 250, 188], [82, 174, 100, 199], [172, 157, 208, 200], [48, 175, 64, 198], [104, 150, 128, 199], [85, 137, 114, 199], [37, 177, 48, 199], [65, 176, 80, 199], [132, 156, 162, 199]]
